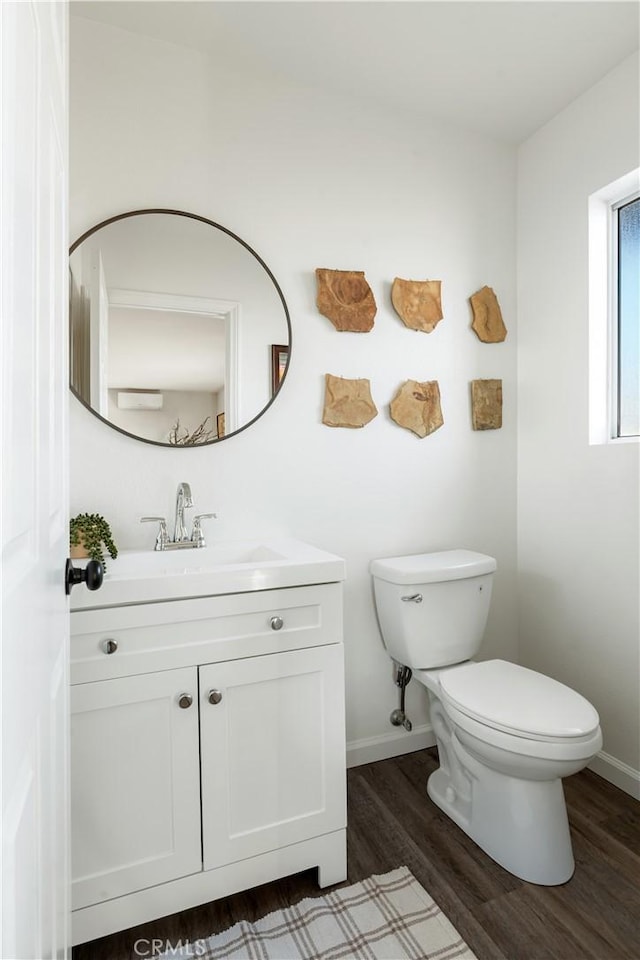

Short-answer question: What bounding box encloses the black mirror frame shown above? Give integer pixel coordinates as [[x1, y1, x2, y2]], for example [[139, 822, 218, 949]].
[[69, 208, 292, 448]]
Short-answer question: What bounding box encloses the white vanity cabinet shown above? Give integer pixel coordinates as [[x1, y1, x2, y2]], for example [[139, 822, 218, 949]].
[[200, 644, 345, 871], [70, 582, 346, 946], [70, 668, 202, 910]]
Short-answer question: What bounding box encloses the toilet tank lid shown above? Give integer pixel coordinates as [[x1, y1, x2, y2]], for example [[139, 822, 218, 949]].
[[370, 549, 496, 585]]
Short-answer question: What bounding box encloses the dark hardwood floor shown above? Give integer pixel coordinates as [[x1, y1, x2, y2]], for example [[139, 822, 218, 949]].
[[73, 748, 640, 960]]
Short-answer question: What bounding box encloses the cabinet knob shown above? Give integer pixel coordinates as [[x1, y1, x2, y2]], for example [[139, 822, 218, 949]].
[[270, 616, 284, 631], [178, 693, 193, 709], [208, 689, 223, 705], [102, 638, 118, 655]]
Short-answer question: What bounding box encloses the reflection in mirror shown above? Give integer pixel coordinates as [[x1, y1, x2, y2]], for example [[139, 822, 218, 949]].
[[69, 210, 291, 446]]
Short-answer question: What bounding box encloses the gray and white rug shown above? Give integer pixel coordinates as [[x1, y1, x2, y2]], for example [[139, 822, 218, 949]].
[[160, 866, 477, 959]]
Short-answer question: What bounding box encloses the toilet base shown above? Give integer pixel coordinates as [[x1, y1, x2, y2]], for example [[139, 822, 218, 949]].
[[427, 734, 575, 885]]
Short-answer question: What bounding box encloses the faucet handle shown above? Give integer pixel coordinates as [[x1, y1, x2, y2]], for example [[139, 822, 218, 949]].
[[140, 516, 169, 551], [191, 513, 217, 548]]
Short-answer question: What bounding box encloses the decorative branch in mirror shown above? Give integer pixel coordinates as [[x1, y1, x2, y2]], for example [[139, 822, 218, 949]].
[[69, 210, 291, 447]]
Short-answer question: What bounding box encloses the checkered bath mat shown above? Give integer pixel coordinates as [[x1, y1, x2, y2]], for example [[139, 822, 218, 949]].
[[159, 866, 477, 959]]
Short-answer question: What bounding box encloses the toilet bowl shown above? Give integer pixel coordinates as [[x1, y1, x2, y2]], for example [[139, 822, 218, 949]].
[[370, 550, 603, 885]]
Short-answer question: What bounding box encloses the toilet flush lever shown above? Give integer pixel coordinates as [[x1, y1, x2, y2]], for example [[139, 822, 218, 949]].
[[401, 594, 423, 603]]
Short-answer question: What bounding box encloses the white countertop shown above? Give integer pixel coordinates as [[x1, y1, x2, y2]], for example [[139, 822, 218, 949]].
[[70, 538, 346, 610]]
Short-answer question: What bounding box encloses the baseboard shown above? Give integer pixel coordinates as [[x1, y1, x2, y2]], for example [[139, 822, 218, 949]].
[[346, 724, 436, 768], [588, 750, 640, 800], [346, 730, 640, 801]]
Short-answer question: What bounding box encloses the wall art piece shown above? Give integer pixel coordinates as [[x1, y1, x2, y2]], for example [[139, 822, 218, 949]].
[[471, 379, 502, 430], [390, 380, 443, 438], [322, 374, 378, 428], [315, 269, 377, 332], [469, 285, 507, 342], [391, 278, 443, 333]]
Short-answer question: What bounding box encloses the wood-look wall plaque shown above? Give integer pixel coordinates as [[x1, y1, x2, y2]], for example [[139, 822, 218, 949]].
[[390, 380, 443, 437], [469, 286, 507, 342], [322, 374, 378, 428], [315, 269, 377, 332], [471, 379, 502, 430], [391, 278, 443, 333]]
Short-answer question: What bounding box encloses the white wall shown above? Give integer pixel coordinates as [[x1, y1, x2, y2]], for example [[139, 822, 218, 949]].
[[69, 17, 518, 759], [517, 54, 640, 795]]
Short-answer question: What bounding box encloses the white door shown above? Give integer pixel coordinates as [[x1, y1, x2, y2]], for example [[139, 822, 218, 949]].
[[1, 3, 69, 958], [200, 645, 346, 871], [70, 668, 202, 912]]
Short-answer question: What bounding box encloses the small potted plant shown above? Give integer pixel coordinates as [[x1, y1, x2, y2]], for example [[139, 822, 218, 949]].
[[70, 513, 118, 569]]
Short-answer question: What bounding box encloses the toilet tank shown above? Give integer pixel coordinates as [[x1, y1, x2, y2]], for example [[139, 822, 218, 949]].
[[370, 550, 496, 669]]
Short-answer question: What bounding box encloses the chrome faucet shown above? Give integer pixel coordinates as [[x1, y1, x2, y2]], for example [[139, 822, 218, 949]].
[[174, 481, 193, 542], [140, 483, 217, 551]]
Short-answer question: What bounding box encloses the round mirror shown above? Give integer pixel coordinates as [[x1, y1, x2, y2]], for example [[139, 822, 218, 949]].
[[69, 209, 291, 446]]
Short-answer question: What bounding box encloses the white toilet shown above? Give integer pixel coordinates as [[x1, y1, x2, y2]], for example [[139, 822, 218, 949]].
[[370, 549, 602, 885]]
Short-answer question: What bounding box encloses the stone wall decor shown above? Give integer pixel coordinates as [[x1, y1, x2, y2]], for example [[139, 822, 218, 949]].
[[471, 379, 502, 430], [469, 285, 507, 342], [391, 278, 443, 333], [390, 380, 443, 438], [315, 269, 377, 332], [322, 374, 378, 428]]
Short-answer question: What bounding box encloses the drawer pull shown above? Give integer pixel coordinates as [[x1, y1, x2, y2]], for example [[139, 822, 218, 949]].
[[208, 689, 223, 705], [270, 616, 284, 631], [102, 638, 118, 655], [178, 693, 193, 709]]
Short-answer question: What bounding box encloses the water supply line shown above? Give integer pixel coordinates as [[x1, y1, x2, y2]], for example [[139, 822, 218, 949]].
[[390, 663, 413, 731]]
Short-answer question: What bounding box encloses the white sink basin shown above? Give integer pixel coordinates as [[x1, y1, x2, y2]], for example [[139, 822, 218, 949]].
[[70, 537, 345, 609], [110, 542, 288, 574]]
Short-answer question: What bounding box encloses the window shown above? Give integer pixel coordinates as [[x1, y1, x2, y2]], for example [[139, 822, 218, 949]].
[[615, 195, 640, 437], [588, 169, 640, 444]]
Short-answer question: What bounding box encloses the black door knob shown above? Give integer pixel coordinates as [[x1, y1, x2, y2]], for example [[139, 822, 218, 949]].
[[65, 558, 104, 595]]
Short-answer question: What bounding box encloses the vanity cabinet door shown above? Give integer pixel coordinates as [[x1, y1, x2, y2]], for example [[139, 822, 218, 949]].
[[200, 645, 346, 870], [70, 667, 202, 910]]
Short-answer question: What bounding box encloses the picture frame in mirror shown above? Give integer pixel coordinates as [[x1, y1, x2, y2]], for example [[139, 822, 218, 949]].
[[271, 344, 289, 396]]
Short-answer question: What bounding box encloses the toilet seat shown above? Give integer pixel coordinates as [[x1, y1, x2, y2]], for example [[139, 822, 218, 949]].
[[439, 659, 600, 738], [435, 659, 602, 762]]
